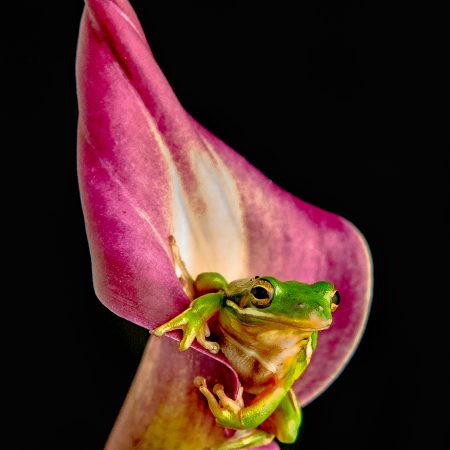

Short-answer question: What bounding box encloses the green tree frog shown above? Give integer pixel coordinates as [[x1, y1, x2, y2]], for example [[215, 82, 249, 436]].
[[154, 242, 340, 450]]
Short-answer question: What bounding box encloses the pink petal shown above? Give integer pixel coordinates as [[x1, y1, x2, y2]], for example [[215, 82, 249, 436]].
[[77, 0, 372, 445], [106, 337, 281, 449], [105, 337, 235, 449]]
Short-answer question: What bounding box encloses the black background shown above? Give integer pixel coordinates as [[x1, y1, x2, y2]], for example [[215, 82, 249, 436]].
[[17, 1, 446, 449]]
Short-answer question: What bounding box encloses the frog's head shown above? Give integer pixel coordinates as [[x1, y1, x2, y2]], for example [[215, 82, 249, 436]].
[[225, 276, 339, 331]]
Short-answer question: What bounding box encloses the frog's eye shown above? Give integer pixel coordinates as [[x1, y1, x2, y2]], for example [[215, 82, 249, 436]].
[[331, 290, 340, 312], [250, 279, 274, 308]]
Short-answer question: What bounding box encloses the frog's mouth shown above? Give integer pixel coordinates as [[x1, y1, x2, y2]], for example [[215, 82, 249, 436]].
[[225, 300, 332, 331]]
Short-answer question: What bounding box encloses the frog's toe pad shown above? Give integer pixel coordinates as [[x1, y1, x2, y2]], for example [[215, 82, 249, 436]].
[[194, 376, 207, 388], [203, 340, 220, 354]]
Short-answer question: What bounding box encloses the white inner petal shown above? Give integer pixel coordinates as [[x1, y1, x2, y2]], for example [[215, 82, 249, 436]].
[[142, 105, 247, 280], [172, 147, 248, 281]]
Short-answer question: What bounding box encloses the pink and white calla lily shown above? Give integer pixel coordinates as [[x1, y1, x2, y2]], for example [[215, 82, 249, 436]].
[[76, 0, 372, 448]]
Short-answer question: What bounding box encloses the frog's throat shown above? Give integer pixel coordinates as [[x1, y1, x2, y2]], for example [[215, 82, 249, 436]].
[[219, 327, 302, 374], [224, 300, 331, 331], [218, 312, 313, 378]]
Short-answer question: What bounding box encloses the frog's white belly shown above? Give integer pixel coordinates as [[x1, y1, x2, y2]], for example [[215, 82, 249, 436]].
[[218, 320, 311, 389]]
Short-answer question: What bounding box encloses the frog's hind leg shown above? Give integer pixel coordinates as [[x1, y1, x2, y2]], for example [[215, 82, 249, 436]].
[[169, 235, 195, 300], [169, 236, 228, 300], [216, 429, 274, 450], [261, 389, 302, 444]]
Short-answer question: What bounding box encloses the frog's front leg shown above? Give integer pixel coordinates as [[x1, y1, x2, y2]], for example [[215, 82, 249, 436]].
[[153, 291, 224, 354]]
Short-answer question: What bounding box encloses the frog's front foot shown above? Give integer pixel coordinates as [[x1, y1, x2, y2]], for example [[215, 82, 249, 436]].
[[153, 308, 220, 354], [194, 376, 245, 429]]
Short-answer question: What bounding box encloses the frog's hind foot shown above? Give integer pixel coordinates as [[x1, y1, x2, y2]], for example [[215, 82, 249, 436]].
[[194, 376, 244, 426], [216, 429, 274, 450]]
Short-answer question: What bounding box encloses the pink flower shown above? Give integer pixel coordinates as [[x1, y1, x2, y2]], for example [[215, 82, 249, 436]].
[[76, 1, 372, 448]]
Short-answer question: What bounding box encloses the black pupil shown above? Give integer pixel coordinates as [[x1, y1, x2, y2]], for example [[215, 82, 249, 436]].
[[331, 291, 340, 305], [252, 286, 269, 299]]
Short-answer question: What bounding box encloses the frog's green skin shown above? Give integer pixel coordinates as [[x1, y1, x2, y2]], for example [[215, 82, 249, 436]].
[[154, 271, 339, 450]]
